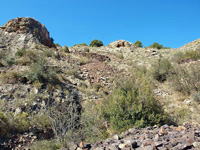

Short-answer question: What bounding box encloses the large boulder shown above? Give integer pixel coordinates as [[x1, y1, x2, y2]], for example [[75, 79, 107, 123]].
[[107, 40, 135, 48], [0, 17, 55, 52]]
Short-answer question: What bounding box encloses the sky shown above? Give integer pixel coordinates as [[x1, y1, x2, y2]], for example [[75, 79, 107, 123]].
[[1, 0, 200, 48]]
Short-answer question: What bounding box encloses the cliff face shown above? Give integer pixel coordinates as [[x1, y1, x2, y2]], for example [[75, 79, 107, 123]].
[[0, 17, 55, 52]]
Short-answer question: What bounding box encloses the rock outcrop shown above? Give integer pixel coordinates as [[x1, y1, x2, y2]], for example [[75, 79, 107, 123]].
[[107, 40, 135, 48], [0, 17, 55, 52]]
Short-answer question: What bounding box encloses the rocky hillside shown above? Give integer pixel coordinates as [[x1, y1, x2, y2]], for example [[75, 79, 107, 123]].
[[0, 17, 200, 150]]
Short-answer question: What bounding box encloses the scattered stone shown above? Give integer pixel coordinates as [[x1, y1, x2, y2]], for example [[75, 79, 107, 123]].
[[193, 142, 200, 148], [118, 143, 126, 149], [113, 134, 119, 140], [159, 126, 168, 136], [89, 124, 200, 150]]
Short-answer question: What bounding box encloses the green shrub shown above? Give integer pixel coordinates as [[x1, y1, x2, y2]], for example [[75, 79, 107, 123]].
[[26, 58, 60, 84], [60, 45, 69, 53], [115, 53, 124, 59], [172, 50, 200, 64], [152, 57, 173, 82], [89, 39, 103, 47], [79, 57, 90, 65], [55, 43, 61, 47], [169, 64, 200, 94], [81, 100, 107, 143], [81, 69, 170, 140], [15, 49, 26, 57], [1, 111, 31, 137], [172, 106, 192, 124], [0, 51, 5, 67], [98, 74, 169, 133], [26, 50, 39, 62], [74, 43, 88, 46], [13, 112, 30, 133], [1, 71, 23, 84], [16, 57, 33, 66], [183, 50, 200, 60], [93, 83, 102, 92], [172, 52, 184, 63], [44, 49, 53, 57], [149, 42, 163, 49], [6, 57, 15, 66], [84, 47, 90, 53], [53, 53, 60, 59], [134, 40, 143, 47], [31, 113, 51, 130], [0, 51, 5, 60], [65, 69, 79, 78], [193, 92, 200, 103], [0, 112, 10, 137], [62, 45, 70, 53], [16, 50, 39, 66]]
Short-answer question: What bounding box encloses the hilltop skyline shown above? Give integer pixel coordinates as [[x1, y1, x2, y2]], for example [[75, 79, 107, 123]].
[[1, 0, 200, 48]]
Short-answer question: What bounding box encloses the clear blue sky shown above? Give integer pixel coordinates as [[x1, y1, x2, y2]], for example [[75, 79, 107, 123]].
[[1, 0, 199, 48]]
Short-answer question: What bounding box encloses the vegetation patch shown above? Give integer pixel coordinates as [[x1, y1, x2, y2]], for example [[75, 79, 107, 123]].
[[89, 39, 103, 47], [1, 71, 23, 84], [169, 63, 200, 94], [81, 68, 171, 142], [134, 40, 143, 47], [26, 57, 60, 84], [74, 43, 88, 47], [151, 57, 173, 82]]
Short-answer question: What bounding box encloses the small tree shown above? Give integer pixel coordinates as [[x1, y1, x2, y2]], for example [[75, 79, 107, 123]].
[[149, 42, 163, 49], [134, 40, 143, 47], [89, 39, 103, 47], [48, 95, 82, 147]]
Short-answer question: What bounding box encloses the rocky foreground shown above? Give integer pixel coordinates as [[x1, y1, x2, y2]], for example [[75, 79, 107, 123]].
[[75, 124, 200, 150]]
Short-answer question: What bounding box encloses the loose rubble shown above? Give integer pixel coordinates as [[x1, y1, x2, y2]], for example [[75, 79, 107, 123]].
[[76, 124, 200, 150]]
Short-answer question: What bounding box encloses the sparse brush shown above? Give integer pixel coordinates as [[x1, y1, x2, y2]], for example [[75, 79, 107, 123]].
[[172, 105, 192, 124], [0, 112, 10, 137], [169, 64, 200, 94], [26, 57, 60, 84], [15, 49, 26, 57], [79, 57, 90, 65], [84, 47, 90, 53], [151, 57, 173, 82], [183, 50, 200, 60], [172, 50, 200, 63], [115, 53, 124, 59], [6, 57, 15, 66], [172, 52, 184, 63], [193, 92, 200, 103], [1, 71, 23, 84], [61, 45, 70, 53], [74, 43, 88, 47]]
